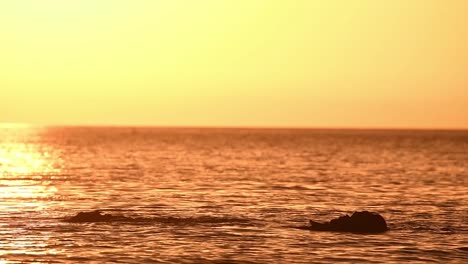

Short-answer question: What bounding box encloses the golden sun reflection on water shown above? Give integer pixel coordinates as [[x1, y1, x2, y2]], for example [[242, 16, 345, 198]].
[[0, 126, 63, 261], [0, 181, 58, 199], [0, 142, 60, 177], [0, 125, 62, 175], [0, 126, 63, 203]]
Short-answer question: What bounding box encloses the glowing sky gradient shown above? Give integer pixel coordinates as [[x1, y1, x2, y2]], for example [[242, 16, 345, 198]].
[[1, 0, 467, 128]]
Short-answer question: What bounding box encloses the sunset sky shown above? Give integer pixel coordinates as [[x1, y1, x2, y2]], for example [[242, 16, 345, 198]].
[[1, 0, 467, 128]]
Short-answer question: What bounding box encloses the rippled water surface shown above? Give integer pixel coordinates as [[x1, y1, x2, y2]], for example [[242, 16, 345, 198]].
[[0, 126, 467, 263]]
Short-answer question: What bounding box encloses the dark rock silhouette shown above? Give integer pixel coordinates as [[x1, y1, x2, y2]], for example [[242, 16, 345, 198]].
[[301, 211, 388, 233], [65, 210, 135, 223], [64, 210, 250, 225]]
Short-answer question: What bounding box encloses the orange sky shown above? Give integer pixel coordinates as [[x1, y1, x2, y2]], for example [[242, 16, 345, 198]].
[[1, 0, 467, 128]]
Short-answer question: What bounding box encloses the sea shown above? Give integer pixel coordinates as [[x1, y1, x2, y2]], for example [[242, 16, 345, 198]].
[[0, 126, 466, 263]]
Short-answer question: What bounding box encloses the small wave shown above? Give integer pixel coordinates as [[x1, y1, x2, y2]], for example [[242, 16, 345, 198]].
[[153, 215, 251, 225], [457, 247, 468, 252], [388, 221, 462, 234], [268, 184, 312, 190]]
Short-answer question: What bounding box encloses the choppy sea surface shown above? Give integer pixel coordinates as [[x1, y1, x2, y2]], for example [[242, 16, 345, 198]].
[[0, 126, 466, 263]]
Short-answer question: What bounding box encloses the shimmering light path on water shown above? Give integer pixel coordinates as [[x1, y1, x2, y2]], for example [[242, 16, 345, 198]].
[[0, 126, 467, 263]]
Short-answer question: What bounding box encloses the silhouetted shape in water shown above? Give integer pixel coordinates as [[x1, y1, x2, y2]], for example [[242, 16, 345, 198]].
[[65, 210, 133, 223], [303, 211, 388, 233], [64, 210, 250, 225]]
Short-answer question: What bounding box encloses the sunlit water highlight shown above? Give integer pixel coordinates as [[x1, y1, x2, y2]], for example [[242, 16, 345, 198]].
[[0, 126, 467, 263]]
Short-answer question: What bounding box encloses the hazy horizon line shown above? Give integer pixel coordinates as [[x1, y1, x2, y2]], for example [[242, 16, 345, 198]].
[[1, 122, 467, 132]]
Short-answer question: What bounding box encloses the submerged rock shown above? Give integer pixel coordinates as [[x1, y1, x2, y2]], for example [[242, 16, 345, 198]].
[[303, 211, 388, 233], [64, 210, 251, 225], [65, 210, 133, 223]]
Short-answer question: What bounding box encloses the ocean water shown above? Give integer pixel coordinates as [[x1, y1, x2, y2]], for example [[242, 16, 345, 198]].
[[0, 126, 466, 263]]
